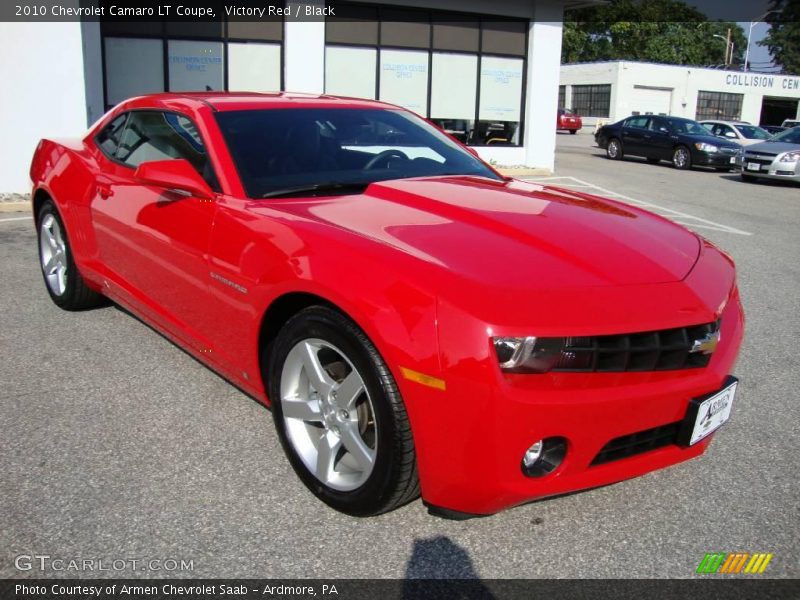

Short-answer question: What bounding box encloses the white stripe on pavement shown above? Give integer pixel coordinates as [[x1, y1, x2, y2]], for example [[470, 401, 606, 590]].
[[0, 216, 31, 222]]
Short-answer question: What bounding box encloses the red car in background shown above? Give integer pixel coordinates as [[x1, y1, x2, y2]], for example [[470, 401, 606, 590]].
[[30, 93, 742, 518], [557, 108, 583, 134]]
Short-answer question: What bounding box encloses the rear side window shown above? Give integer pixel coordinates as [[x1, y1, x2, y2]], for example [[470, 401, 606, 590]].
[[114, 111, 219, 190], [626, 116, 650, 129], [94, 114, 128, 157]]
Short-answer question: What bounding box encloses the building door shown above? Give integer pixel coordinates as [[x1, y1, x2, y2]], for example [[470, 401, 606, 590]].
[[759, 97, 799, 126], [631, 86, 672, 116]]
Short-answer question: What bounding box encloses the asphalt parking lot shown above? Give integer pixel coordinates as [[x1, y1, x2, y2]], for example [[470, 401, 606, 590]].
[[1, 132, 798, 580]]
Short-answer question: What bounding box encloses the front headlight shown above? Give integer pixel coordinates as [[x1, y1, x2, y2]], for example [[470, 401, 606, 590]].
[[694, 142, 718, 152], [493, 337, 581, 373], [779, 151, 800, 162]]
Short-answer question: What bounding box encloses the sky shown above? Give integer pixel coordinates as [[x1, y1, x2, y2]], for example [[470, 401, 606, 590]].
[[737, 21, 776, 71]]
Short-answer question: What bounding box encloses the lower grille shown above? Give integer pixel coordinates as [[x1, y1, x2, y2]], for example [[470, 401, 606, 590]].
[[591, 422, 681, 466]]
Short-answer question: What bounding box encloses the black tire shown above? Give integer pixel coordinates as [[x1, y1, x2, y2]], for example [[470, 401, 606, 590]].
[[37, 200, 104, 310], [741, 173, 758, 183], [569, 129, 577, 135], [266, 305, 419, 516], [606, 138, 623, 160], [672, 145, 692, 170], [646, 157, 661, 164]]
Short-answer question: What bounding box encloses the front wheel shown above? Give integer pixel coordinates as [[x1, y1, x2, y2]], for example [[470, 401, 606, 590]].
[[266, 306, 419, 516], [606, 138, 623, 160], [37, 200, 103, 310], [672, 146, 692, 170]]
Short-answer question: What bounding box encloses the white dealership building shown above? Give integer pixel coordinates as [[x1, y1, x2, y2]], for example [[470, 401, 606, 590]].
[[559, 60, 800, 128], [0, 0, 596, 193]]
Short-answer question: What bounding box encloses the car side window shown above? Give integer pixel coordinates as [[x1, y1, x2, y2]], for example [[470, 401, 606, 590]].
[[115, 111, 220, 191], [94, 114, 128, 157], [649, 118, 669, 134], [626, 116, 650, 130]]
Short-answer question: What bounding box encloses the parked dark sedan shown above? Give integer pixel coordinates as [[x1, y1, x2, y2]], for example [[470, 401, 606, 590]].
[[763, 125, 788, 136], [595, 115, 742, 170]]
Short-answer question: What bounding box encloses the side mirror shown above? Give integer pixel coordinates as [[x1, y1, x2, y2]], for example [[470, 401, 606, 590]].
[[134, 159, 214, 199]]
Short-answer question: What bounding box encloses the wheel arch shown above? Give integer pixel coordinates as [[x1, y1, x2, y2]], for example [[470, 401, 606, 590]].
[[32, 187, 53, 223]]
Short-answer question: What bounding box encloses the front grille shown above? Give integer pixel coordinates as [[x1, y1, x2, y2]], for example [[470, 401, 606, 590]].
[[550, 321, 719, 373], [591, 422, 681, 465], [744, 152, 777, 166]]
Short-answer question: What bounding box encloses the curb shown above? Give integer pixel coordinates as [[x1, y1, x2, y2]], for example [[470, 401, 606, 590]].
[[0, 202, 30, 213], [497, 167, 553, 178]]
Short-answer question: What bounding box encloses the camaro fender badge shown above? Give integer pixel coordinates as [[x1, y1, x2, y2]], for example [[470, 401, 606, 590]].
[[399, 367, 447, 391], [209, 271, 248, 294], [690, 330, 720, 355]]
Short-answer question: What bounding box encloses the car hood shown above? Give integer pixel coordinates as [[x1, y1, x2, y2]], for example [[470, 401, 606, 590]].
[[267, 176, 701, 290], [744, 140, 800, 154]]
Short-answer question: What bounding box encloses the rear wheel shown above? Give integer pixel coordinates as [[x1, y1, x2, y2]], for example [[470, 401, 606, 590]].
[[569, 129, 577, 135], [672, 146, 692, 170], [37, 200, 103, 310], [606, 138, 623, 160], [267, 305, 419, 516]]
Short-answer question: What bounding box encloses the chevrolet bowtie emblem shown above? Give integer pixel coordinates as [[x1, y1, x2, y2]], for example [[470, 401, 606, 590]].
[[690, 330, 720, 355]]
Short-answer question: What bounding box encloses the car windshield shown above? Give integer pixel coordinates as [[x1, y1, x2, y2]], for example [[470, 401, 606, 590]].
[[771, 127, 800, 144], [664, 118, 708, 136], [215, 108, 502, 198], [736, 125, 771, 140]]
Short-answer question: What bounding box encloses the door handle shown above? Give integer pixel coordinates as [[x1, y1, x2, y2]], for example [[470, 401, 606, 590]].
[[97, 183, 114, 199]]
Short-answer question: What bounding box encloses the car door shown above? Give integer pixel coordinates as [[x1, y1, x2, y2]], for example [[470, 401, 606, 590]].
[[647, 117, 674, 160], [89, 110, 220, 350], [621, 116, 651, 157]]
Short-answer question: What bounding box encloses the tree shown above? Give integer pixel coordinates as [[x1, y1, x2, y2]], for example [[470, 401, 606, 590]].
[[759, 0, 800, 74], [562, 0, 747, 68]]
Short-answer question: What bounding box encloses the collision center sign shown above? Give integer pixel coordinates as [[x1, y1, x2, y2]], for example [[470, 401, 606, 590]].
[[725, 73, 800, 91]]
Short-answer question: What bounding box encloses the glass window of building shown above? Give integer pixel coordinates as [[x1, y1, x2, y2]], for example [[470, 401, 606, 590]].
[[695, 91, 744, 121], [572, 84, 611, 117], [228, 43, 281, 92], [325, 46, 377, 99], [104, 38, 164, 105], [168, 40, 224, 92]]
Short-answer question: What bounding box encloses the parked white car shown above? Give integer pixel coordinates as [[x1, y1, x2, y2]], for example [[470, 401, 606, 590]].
[[781, 119, 800, 128], [700, 120, 773, 147]]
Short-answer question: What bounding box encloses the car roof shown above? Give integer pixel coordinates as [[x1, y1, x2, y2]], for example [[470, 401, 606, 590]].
[[119, 92, 399, 113], [700, 120, 753, 127]]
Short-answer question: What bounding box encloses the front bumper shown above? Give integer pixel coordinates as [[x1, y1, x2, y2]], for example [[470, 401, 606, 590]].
[[742, 159, 800, 182], [401, 251, 744, 515], [693, 150, 741, 168]]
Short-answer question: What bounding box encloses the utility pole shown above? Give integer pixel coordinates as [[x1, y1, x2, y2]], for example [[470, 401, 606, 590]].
[[725, 28, 731, 66]]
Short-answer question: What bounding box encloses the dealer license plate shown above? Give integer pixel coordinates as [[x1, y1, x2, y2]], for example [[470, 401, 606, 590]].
[[729, 157, 737, 164], [746, 162, 761, 171], [678, 378, 737, 446]]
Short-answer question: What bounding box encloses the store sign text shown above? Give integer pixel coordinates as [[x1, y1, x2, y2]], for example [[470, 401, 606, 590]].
[[726, 73, 800, 91]]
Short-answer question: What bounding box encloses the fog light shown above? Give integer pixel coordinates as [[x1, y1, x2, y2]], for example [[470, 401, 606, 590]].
[[523, 440, 543, 468], [521, 437, 567, 477]]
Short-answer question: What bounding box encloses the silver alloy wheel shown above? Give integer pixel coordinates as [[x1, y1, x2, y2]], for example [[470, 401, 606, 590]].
[[608, 140, 620, 158], [280, 338, 377, 491], [673, 147, 689, 168], [39, 214, 68, 296]]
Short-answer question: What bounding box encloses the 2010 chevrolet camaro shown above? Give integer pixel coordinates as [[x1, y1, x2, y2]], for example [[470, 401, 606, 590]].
[[30, 93, 743, 518]]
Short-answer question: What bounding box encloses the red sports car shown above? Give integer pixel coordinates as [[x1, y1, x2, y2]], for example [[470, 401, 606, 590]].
[[557, 108, 583, 134], [30, 93, 743, 518]]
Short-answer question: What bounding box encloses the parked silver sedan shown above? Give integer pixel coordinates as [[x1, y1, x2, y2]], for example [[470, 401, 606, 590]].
[[741, 127, 800, 184]]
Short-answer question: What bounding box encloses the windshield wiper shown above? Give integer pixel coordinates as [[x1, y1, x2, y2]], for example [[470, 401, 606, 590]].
[[261, 181, 370, 199]]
